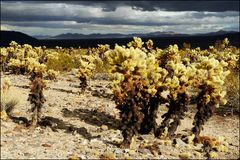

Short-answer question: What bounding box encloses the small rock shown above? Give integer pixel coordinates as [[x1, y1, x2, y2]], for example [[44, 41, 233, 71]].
[[128, 149, 136, 155], [93, 150, 100, 156], [222, 141, 229, 147], [90, 139, 104, 148], [162, 151, 171, 156], [114, 149, 123, 154], [170, 152, 178, 157], [12, 109, 21, 116], [164, 140, 173, 146], [42, 143, 51, 147], [151, 150, 159, 156], [101, 125, 108, 131], [175, 144, 180, 148], [187, 134, 195, 144], [175, 138, 187, 148], [217, 136, 226, 142], [81, 139, 89, 145], [100, 151, 116, 159], [89, 127, 98, 132], [130, 136, 137, 150], [123, 155, 132, 160], [13, 126, 23, 132], [23, 152, 31, 157], [194, 144, 204, 152], [76, 145, 86, 153], [35, 127, 42, 131], [186, 144, 192, 149], [111, 137, 122, 144], [193, 151, 201, 158], [179, 152, 191, 159], [138, 148, 152, 154], [155, 139, 165, 145], [138, 134, 154, 141], [79, 155, 86, 159]]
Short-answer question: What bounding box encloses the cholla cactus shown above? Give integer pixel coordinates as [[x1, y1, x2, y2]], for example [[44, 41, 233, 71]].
[[8, 58, 26, 74], [76, 55, 96, 92], [97, 44, 110, 59], [0, 48, 8, 71], [145, 39, 154, 50], [27, 61, 47, 128], [155, 50, 197, 137], [127, 37, 144, 48], [28, 69, 46, 128], [46, 69, 59, 80], [191, 57, 230, 138], [105, 42, 168, 148]]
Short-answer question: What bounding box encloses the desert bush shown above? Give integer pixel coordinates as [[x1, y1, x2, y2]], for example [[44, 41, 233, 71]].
[[1, 78, 19, 120], [224, 68, 239, 114], [1, 90, 19, 113]]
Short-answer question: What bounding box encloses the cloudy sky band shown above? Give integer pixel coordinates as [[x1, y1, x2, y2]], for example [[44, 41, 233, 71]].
[[1, 1, 239, 36]]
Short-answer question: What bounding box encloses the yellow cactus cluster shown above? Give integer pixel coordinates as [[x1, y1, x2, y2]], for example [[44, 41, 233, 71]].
[[103, 37, 239, 148], [1, 42, 47, 75], [76, 55, 97, 79], [127, 37, 144, 48], [105, 37, 238, 111], [47, 69, 59, 80], [105, 44, 168, 99], [1, 41, 104, 81], [194, 56, 230, 106], [0, 48, 8, 64]]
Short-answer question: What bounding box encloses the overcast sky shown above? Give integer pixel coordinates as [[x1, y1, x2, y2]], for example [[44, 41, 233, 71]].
[[1, 1, 239, 36]]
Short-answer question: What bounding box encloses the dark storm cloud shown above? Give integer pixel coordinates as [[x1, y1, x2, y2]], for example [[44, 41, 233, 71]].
[[1, 1, 239, 35], [82, 1, 240, 12], [13, 1, 239, 12], [2, 1, 239, 12]]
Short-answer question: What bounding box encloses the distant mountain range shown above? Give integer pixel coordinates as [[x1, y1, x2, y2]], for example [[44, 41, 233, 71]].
[[33, 30, 238, 39], [1, 30, 239, 49]]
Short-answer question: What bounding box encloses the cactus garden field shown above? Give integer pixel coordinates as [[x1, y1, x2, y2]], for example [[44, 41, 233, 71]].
[[1, 38, 239, 159]]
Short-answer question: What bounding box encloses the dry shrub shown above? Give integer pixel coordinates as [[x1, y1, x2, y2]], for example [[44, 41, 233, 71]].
[[0, 89, 19, 120], [224, 68, 239, 114], [1, 77, 19, 120]]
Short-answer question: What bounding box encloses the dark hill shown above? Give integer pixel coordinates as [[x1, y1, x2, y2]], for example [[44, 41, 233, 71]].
[[0, 31, 38, 46], [0, 30, 239, 49]]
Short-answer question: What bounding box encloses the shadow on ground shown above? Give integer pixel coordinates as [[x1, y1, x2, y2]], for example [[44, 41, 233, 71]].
[[39, 116, 96, 140], [61, 108, 120, 130], [8, 114, 96, 140]]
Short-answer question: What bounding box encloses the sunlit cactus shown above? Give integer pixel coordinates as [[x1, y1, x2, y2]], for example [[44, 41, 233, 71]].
[[76, 55, 96, 92], [105, 40, 168, 148], [46, 69, 59, 80]]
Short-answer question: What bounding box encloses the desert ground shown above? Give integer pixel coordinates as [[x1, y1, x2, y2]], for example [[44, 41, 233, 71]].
[[1, 72, 239, 159]]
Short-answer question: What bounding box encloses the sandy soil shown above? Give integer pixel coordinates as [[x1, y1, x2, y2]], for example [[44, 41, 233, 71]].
[[1, 73, 239, 159]]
